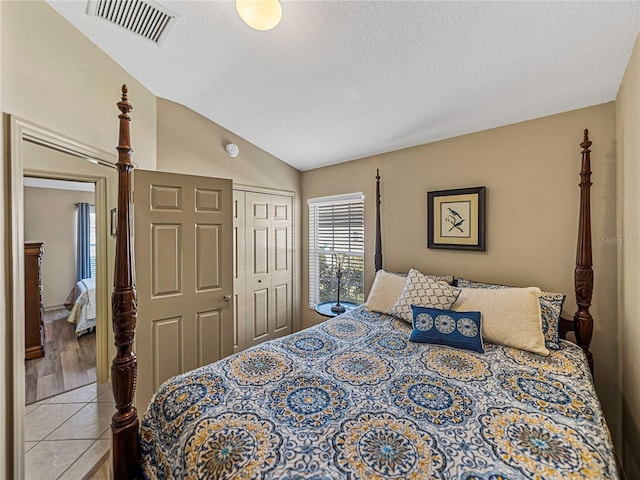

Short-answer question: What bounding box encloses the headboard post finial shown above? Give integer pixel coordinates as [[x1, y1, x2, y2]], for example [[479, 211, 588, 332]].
[[575, 128, 594, 374], [118, 84, 132, 117], [374, 169, 383, 272], [581, 129, 592, 152], [111, 86, 140, 479], [117, 85, 133, 168]]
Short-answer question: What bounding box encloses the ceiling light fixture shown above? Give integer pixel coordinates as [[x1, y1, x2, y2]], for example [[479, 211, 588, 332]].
[[236, 0, 282, 31]]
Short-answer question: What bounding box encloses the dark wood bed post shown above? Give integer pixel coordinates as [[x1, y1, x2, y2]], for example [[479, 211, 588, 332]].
[[574, 129, 594, 374], [374, 169, 382, 272], [111, 85, 140, 480]]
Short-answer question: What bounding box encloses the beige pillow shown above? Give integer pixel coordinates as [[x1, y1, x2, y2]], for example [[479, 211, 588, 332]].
[[389, 268, 461, 323], [452, 287, 549, 356], [364, 270, 407, 314]]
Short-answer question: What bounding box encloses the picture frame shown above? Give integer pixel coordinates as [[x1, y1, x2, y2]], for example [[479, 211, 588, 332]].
[[110, 208, 117, 237], [427, 186, 486, 251]]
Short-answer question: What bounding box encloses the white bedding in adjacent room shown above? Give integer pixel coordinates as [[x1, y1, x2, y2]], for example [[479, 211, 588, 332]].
[[65, 277, 96, 336]]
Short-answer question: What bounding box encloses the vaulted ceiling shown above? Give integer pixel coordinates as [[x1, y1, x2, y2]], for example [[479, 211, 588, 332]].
[[47, 1, 640, 171]]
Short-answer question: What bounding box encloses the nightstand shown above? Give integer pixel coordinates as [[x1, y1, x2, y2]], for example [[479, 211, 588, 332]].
[[314, 301, 360, 318]]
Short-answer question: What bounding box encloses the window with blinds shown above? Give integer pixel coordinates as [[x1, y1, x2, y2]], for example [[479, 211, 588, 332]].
[[308, 193, 364, 308], [89, 205, 97, 278]]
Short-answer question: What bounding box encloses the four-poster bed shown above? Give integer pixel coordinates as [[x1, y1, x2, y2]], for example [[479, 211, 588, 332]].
[[110, 86, 612, 479]]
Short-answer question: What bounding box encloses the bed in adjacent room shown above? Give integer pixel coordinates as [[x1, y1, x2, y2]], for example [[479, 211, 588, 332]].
[[107, 86, 617, 479], [64, 277, 96, 337]]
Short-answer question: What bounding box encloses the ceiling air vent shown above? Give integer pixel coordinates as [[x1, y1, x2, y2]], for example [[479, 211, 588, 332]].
[[86, 0, 178, 46]]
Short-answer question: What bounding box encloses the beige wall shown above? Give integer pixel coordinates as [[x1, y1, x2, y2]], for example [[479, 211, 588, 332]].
[[616, 34, 640, 480], [156, 98, 300, 191], [156, 98, 303, 329], [1, 0, 157, 170], [301, 103, 620, 448], [24, 186, 95, 309]]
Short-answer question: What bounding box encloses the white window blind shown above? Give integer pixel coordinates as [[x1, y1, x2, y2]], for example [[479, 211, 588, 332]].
[[308, 193, 364, 308], [89, 205, 97, 279]]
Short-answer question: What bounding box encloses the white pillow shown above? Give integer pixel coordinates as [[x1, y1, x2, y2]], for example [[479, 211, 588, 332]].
[[452, 287, 549, 356], [364, 270, 407, 314], [389, 268, 461, 323]]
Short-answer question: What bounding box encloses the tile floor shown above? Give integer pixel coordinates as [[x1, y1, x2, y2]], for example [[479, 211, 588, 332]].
[[25, 382, 113, 480]]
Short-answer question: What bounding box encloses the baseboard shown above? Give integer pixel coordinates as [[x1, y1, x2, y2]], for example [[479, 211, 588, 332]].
[[44, 304, 66, 311]]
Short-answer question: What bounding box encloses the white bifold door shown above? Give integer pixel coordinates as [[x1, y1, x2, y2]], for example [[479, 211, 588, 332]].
[[233, 190, 293, 352], [133, 170, 233, 410]]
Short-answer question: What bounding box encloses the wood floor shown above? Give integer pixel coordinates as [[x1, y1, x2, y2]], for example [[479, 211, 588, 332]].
[[25, 308, 96, 404]]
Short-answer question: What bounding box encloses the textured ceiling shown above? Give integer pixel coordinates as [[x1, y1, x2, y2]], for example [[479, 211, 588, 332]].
[[47, 1, 640, 171]]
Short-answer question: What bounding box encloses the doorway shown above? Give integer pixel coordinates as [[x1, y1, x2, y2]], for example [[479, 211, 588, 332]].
[[8, 116, 117, 479], [23, 177, 98, 404]]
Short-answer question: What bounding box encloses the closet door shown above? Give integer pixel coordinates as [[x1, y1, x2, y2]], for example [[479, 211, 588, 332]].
[[232, 191, 247, 353], [270, 195, 292, 338], [244, 192, 293, 346], [246, 192, 271, 344]]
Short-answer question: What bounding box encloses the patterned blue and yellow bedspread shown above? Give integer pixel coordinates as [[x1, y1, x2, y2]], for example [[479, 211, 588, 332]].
[[139, 306, 617, 479]]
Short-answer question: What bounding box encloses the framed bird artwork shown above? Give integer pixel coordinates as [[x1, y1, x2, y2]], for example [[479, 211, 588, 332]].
[[427, 186, 486, 251]]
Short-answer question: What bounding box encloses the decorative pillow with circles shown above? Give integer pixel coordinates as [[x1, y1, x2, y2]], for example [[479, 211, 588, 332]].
[[389, 268, 461, 323], [409, 305, 485, 353]]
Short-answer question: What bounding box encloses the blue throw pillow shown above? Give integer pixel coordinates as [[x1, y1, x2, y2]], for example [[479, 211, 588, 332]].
[[409, 305, 485, 354]]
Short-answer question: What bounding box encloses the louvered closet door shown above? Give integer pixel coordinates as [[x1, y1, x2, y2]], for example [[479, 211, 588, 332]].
[[134, 170, 234, 411], [244, 192, 293, 346]]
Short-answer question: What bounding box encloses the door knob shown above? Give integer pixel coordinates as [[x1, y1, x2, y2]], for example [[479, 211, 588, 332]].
[[223, 294, 232, 302]]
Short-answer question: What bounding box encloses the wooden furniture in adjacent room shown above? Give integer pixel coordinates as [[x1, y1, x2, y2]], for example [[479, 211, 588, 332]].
[[24, 241, 45, 360]]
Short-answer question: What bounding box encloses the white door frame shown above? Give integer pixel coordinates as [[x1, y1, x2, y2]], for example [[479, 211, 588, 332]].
[[7, 116, 116, 478]]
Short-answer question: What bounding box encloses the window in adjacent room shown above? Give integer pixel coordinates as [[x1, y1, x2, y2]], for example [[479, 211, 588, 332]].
[[308, 193, 364, 307], [89, 204, 97, 278], [76, 202, 96, 281]]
